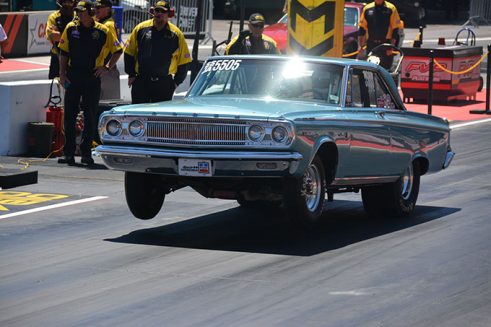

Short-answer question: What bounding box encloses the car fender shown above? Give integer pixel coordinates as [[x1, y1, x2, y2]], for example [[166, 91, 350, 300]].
[[312, 136, 336, 160], [411, 152, 429, 175]]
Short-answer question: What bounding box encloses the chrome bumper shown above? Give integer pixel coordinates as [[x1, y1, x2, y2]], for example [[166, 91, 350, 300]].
[[443, 150, 455, 169], [95, 145, 303, 177]]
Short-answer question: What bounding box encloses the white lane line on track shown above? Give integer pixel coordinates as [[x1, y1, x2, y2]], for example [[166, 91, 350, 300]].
[[0, 196, 108, 220], [451, 117, 491, 129], [0, 68, 49, 74], [11, 58, 50, 65]]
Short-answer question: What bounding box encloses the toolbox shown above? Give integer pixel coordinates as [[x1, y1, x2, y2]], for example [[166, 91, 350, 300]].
[[400, 45, 483, 103]]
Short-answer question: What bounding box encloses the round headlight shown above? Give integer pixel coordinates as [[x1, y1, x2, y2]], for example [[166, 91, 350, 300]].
[[272, 126, 288, 143], [414, 1, 419, 7], [106, 119, 122, 136], [248, 125, 264, 141], [129, 120, 144, 137]]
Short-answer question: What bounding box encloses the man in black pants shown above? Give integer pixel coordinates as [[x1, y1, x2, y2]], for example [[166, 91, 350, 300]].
[[124, 1, 191, 104], [59, 1, 122, 165]]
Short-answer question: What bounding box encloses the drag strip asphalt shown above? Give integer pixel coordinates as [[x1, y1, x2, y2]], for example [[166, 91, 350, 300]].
[[0, 121, 490, 327]]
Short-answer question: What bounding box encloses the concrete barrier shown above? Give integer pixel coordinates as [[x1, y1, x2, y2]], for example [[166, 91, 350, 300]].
[[0, 73, 191, 156], [0, 79, 53, 155]]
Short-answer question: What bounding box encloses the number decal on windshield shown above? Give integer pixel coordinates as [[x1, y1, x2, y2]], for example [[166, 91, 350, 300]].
[[202, 59, 242, 73]]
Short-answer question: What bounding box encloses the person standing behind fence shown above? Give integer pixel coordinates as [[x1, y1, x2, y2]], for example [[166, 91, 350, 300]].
[[357, 0, 401, 70], [124, 1, 191, 104], [95, 0, 122, 100], [0, 23, 7, 64], [226, 13, 280, 55], [58, 1, 122, 166], [46, 0, 76, 79]]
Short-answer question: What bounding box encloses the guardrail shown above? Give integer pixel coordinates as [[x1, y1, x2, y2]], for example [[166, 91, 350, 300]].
[[464, 0, 491, 27]]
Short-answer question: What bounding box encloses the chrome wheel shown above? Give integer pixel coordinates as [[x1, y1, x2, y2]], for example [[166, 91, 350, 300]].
[[302, 163, 323, 212], [401, 164, 414, 200], [362, 161, 421, 217], [283, 155, 326, 225]]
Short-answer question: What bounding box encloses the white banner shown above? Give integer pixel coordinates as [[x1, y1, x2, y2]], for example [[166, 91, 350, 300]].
[[27, 12, 51, 55]]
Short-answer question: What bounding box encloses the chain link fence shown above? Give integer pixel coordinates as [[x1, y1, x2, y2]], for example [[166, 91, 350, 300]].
[[118, 0, 214, 43], [464, 0, 491, 26]]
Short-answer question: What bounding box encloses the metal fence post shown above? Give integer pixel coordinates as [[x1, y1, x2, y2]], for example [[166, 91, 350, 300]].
[[470, 44, 491, 115], [190, 0, 204, 84], [427, 50, 434, 115], [201, 0, 215, 44]]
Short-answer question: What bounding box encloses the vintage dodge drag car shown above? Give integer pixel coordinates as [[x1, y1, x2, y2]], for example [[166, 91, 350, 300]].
[[95, 55, 454, 224]]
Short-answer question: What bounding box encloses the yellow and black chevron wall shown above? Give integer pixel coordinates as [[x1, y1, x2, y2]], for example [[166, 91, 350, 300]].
[[287, 0, 344, 58]]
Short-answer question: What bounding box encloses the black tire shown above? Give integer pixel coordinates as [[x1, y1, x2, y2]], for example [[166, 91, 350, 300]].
[[283, 155, 326, 225], [125, 172, 165, 220], [362, 161, 421, 217]]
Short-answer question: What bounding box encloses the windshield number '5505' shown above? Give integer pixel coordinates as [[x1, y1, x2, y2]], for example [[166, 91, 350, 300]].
[[203, 59, 242, 73]]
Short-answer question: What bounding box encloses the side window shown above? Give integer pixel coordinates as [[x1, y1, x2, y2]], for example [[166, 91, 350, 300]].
[[362, 70, 397, 109], [346, 68, 368, 108], [362, 70, 377, 107], [374, 73, 397, 109], [346, 72, 363, 107]]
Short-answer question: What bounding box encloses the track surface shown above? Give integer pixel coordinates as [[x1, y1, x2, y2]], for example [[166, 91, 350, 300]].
[[1, 121, 490, 327]]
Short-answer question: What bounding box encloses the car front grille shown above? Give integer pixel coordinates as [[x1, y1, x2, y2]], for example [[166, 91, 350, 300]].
[[146, 118, 248, 146]]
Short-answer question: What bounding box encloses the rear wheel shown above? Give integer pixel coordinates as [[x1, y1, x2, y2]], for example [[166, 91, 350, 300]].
[[283, 155, 326, 225], [125, 172, 165, 220], [362, 161, 421, 217]]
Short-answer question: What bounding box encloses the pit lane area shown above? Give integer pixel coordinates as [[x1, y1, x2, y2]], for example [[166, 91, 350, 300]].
[[0, 120, 490, 326]]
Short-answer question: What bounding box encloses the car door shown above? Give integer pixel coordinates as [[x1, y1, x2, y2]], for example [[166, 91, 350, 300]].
[[343, 67, 393, 177]]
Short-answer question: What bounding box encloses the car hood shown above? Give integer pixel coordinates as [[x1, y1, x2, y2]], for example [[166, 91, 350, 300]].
[[109, 97, 343, 121]]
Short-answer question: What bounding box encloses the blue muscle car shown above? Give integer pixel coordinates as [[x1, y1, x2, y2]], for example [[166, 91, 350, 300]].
[[96, 55, 454, 224]]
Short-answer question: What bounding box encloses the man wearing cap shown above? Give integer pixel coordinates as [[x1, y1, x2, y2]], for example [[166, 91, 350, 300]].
[[226, 13, 280, 55], [58, 0, 123, 166], [95, 0, 119, 41], [357, 0, 401, 70], [95, 0, 121, 100], [124, 1, 191, 104], [46, 0, 76, 79]]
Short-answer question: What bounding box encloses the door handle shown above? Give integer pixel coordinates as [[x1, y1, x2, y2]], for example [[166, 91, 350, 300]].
[[375, 111, 385, 118]]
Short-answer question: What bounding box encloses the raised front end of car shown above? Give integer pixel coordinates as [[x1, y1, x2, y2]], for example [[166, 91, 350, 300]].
[[97, 114, 300, 178]]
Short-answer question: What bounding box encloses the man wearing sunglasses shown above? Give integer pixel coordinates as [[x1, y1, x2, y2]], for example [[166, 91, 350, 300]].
[[124, 1, 191, 104], [226, 13, 280, 55]]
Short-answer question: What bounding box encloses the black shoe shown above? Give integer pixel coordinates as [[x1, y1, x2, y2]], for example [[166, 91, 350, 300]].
[[81, 156, 95, 165], [65, 156, 75, 165]]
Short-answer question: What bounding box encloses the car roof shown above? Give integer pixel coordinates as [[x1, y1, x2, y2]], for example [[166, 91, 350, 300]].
[[208, 54, 381, 70], [345, 2, 364, 9]]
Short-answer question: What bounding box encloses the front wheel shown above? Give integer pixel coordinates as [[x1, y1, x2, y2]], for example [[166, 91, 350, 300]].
[[125, 172, 165, 220], [362, 161, 421, 217], [283, 155, 326, 225]]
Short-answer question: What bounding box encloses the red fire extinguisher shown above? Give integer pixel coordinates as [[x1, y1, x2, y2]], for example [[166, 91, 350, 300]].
[[45, 80, 64, 157]]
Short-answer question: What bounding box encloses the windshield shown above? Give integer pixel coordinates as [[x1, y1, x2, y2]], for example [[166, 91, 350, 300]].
[[344, 7, 359, 27], [188, 58, 344, 105]]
